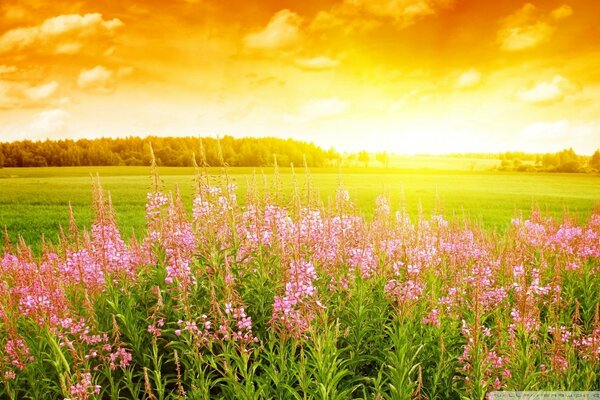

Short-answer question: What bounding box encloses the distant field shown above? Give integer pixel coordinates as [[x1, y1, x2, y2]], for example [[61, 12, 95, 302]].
[[0, 165, 598, 253], [387, 155, 500, 170]]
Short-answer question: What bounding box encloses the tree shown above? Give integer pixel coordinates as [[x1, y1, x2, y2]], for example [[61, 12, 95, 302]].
[[589, 150, 600, 171], [358, 151, 370, 168], [326, 147, 341, 167], [557, 160, 580, 173], [376, 151, 390, 168]]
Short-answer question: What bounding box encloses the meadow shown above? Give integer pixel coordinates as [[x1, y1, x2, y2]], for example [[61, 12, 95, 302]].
[[0, 163, 599, 399], [1, 164, 599, 254]]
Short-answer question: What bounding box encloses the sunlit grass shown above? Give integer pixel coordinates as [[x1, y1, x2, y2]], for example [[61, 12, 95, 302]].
[[0, 166, 598, 399], [0, 166, 599, 254]]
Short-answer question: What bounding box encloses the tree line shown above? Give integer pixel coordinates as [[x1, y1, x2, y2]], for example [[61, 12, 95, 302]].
[[0, 136, 342, 168], [1, 136, 598, 172], [499, 148, 600, 173]]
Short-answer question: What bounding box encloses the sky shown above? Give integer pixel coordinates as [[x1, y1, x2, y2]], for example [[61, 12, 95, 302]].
[[0, 0, 599, 154]]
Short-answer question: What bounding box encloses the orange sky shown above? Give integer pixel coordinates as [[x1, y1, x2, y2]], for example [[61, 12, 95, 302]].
[[0, 0, 599, 153]]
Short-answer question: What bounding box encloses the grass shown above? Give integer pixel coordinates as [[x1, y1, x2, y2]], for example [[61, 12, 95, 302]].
[[1, 167, 598, 399], [0, 166, 599, 253]]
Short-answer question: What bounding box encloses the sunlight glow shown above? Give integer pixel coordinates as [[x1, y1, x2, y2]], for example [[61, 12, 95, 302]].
[[0, 0, 598, 153]]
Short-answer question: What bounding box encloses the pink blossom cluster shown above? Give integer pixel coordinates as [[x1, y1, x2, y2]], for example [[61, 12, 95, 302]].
[[272, 260, 322, 337], [175, 304, 258, 347], [3, 337, 34, 375], [108, 347, 132, 370], [512, 210, 600, 260], [192, 184, 238, 245], [220, 303, 257, 344], [66, 372, 101, 400], [145, 190, 197, 287]]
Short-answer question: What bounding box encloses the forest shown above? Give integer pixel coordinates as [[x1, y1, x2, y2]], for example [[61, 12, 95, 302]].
[[0, 136, 339, 168]]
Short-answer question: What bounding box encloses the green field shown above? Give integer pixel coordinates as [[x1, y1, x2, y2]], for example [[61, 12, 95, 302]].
[[0, 165, 599, 252]]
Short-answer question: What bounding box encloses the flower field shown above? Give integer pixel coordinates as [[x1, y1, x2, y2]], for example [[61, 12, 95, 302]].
[[1, 167, 599, 399]]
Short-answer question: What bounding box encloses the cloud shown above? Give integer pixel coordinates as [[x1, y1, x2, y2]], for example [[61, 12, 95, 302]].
[[246, 74, 285, 89], [299, 97, 350, 119], [499, 22, 553, 51], [116, 66, 134, 78], [0, 80, 60, 109], [455, 69, 481, 90], [498, 3, 573, 51], [294, 56, 340, 71], [0, 13, 123, 55], [24, 81, 59, 100], [310, 10, 346, 31], [0, 65, 17, 75], [551, 5, 573, 21], [2, 5, 29, 24], [517, 75, 578, 105], [28, 109, 70, 138], [346, 0, 454, 27], [311, 0, 454, 32], [243, 10, 303, 50], [77, 65, 115, 94]]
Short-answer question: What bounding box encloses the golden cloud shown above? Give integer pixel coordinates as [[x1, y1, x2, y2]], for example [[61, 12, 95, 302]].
[[0, 13, 123, 55], [24, 81, 59, 100], [0, 79, 60, 109], [517, 75, 578, 105], [345, 0, 454, 27], [310, 0, 454, 33], [28, 108, 70, 138], [0, 65, 18, 75], [294, 56, 340, 71], [498, 3, 573, 51], [243, 10, 303, 50], [455, 69, 482, 90], [551, 5, 573, 21], [77, 65, 115, 94]]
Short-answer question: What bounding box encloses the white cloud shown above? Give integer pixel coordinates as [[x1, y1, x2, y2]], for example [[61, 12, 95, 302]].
[[299, 97, 350, 119], [243, 10, 303, 50], [28, 109, 70, 138], [294, 56, 340, 71], [24, 81, 59, 101], [0, 13, 123, 55], [517, 75, 577, 105], [78, 65, 115, 94], [456, 69, 481, 90], [497, 3, 572, 51]]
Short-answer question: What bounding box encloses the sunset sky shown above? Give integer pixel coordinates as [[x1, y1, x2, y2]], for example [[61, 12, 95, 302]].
[[0, 0, 599, 154]]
